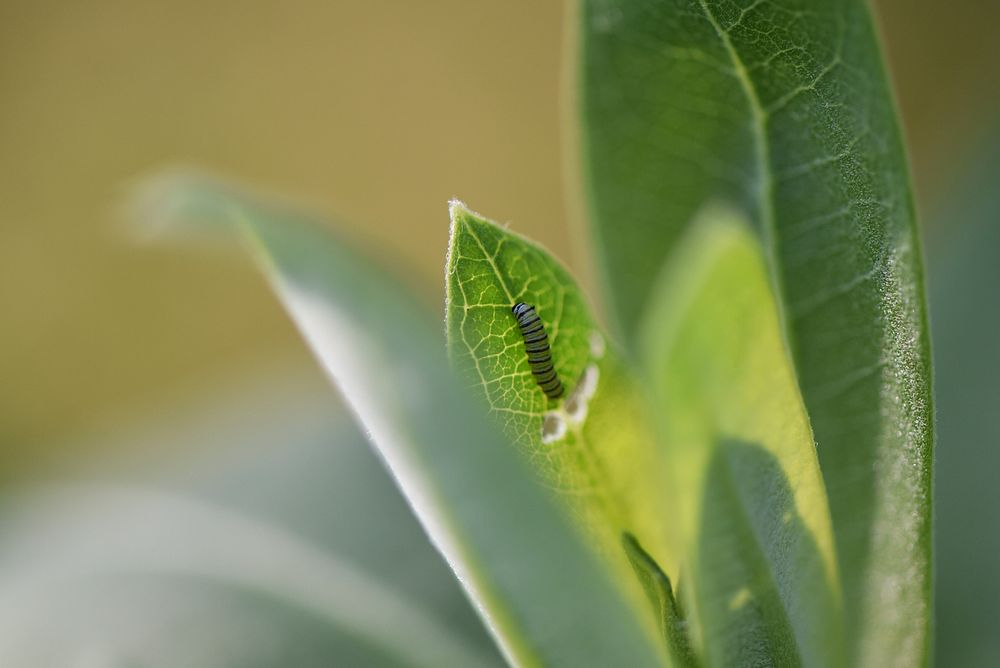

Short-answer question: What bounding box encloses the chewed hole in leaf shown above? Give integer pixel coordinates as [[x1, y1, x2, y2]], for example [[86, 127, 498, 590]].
[[589, 331, 606, 359], [564, 363, 600, 426], [577, 363, 600, 401], [541, 412, 567, 444], [563, 396, 584, 423]]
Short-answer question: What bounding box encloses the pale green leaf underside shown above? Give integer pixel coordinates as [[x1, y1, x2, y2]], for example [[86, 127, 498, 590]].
[[577, 1, 933, 663], [136, 175, 666, 668], [641, 209, 842, 666], [0, 486, 496, 668]]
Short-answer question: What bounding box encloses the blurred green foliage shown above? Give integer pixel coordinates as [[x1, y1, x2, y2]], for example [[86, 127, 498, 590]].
[[1, 0, 998, 466], [928, 132, 1000, 666], [0, 391, 501, 666]]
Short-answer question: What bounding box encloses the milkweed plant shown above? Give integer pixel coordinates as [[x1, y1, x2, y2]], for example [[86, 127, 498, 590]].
[[126, 0, 931, 666]]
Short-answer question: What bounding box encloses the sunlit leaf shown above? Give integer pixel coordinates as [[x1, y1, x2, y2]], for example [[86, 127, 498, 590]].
[[446, 203, 680, 659], [640, 208, 842, 665]]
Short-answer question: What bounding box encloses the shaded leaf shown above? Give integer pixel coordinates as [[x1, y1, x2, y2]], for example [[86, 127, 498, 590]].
[[623, 532, 700, 668]]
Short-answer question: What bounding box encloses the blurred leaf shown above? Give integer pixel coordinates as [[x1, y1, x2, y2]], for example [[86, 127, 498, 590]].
[[445, 204, 678, 657], [174, 390, 500, 650], [927, 135, 1000, 665], [0, 487, 493, 668], [574, 1, 933, 663], [640, 209, 841, 665], [0, 404, 499, 668], [136, 175, 667, 667]]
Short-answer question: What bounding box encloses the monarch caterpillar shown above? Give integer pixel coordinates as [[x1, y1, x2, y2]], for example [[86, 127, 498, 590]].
[[512, 302, 564, 400]]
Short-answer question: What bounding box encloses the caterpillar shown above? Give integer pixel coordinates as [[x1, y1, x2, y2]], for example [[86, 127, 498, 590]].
[[512, 302, 564, 400]]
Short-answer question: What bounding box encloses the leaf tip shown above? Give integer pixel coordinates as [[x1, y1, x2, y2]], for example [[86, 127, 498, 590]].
[[448, 199, 502, 235], [447, 198, 470, 221], [445, 198, 500, 277], [121, 167, 247, 245]]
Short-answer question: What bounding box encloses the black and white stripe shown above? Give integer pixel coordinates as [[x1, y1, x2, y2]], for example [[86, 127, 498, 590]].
[[511, 302, 564, 400]]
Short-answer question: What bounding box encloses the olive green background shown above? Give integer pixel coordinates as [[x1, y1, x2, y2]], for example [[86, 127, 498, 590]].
[[1, 0, 997, 469]]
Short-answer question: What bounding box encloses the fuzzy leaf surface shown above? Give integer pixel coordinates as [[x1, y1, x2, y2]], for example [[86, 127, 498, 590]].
[[575, 1, 934, 662]]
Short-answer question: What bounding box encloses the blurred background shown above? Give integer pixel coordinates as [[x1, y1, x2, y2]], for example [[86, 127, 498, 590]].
[[0, 0, 998, 664]]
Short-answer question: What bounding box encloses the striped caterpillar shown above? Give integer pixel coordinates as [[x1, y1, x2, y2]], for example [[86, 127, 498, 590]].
[[511, 302, 564, 400]]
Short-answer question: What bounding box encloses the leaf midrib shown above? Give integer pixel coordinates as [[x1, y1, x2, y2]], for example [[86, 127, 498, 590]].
[[694, 0, 788, 349], [465, 217, 518, 305], [689, 6, 836, 661]]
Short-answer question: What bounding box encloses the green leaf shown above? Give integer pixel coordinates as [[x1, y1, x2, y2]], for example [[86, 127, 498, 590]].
[[134, 175, 667, 668], [0, 485, 495, 668], [446, 203, 682, 660], [575, 1, 933, 663], [0, 378, 501, 667], [927, 134, 1000, 664], [622, 532, 700, 668], [639, 209, 842, 665]]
